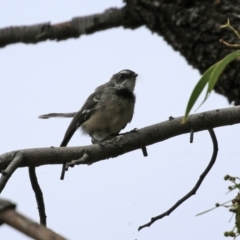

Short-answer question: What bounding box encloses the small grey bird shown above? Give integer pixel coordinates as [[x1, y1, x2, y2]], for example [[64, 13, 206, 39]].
[[59, 69, 138, 179]]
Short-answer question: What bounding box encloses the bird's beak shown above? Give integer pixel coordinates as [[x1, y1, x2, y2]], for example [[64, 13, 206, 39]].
[[133, 73, 138, 78]]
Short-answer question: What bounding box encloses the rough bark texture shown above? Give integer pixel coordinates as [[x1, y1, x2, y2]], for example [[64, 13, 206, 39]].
[[0, 7, 140, 48], [125, 0, 240, 104], [1, 1, 240, 104], [0, 106, 240, 174]]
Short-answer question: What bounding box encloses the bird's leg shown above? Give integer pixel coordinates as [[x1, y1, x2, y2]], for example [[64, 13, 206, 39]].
[[91, 138, 106, 152], [118, 128, 138, 136]]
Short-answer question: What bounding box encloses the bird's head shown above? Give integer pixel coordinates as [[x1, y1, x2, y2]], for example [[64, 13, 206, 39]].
[[111, 69, 138, 92]]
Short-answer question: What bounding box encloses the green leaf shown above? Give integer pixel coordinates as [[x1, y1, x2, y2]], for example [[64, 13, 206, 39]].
[[183, 50, 240, 123], [207, 50, 240, 94], [182, 63, 217, 123]]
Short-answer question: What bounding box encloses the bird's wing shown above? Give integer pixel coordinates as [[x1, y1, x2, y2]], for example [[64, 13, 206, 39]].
[[60, 87, 105, 147]]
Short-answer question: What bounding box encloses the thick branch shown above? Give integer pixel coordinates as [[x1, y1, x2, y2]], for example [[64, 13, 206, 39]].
[[0, 198, 66, 240], [128, 0, 240, 104], [2, 1, 240, 104], [0, 106, 239, 173], [0, 7, 141, 48]]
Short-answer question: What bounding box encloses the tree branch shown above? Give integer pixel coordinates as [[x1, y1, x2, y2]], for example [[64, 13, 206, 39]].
[[0, 152, 23, 193], [2, 1, 240, 104], [138, 128, 218, 230], [29, 167, 47, 226], [0, 106, 239, 179], [0, 6, 141, 48], [0, 198, 66, 240]]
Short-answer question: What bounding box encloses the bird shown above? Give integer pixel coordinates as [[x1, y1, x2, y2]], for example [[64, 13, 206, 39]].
[[59, 69, 138, 180]]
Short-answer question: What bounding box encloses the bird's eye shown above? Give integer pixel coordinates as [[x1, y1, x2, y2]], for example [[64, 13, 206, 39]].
[[118, 74, 123, 79], [118, 73, 125, 80]]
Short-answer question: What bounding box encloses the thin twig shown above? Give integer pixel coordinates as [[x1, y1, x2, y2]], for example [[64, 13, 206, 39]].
[[0, 152, 23, 193], [60, 163, 67, 180], [138, 128, 218, 231], [141, 146, 148, 156], [190, 128, 194, 143], [219, 39, 240, 48], [29, 167, 47, 226]]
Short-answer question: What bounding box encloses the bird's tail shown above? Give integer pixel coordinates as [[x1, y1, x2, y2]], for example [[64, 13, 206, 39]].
[[38, 112, 77, 119]]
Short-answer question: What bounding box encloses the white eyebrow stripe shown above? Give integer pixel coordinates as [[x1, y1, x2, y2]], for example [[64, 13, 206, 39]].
[[118, 70, 130, 75]]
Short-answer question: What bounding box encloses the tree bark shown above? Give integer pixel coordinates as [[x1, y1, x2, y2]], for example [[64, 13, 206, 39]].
[[1, 1, 240, 103], [125, 0, 240, 104]]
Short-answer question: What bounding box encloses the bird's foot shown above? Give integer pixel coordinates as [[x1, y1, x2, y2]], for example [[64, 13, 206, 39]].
[[65, 152, 90, 170]]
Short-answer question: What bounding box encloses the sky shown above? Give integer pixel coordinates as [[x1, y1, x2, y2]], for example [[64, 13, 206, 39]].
[[1, 1, 240, 240]]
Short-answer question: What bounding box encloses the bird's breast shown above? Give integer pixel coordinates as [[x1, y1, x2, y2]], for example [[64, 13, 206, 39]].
[[81, 91, 135, 141]]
